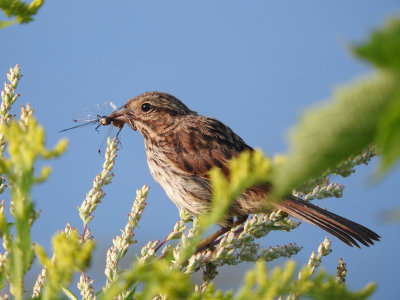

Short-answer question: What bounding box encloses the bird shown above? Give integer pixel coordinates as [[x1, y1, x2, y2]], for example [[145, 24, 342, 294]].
[[108, 91, 380, 248]]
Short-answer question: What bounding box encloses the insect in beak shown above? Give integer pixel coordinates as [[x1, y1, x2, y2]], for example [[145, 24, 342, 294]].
[[108, 107, 137, 131]]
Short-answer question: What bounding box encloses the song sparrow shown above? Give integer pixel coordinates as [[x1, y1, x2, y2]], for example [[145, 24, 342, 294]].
[[109, 91, 380, 248]]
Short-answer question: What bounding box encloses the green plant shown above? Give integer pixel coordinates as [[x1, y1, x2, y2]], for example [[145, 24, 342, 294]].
[[0, 0, 44, 29], [0, 15, 399, 300]]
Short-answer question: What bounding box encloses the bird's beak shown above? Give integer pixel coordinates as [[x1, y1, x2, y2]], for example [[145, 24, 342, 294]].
[[109, 106, 137, 131]]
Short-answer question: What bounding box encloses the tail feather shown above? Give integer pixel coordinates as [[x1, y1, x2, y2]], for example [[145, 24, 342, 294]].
[[277, 196, 381, 248], [282, 201, 361, 246]]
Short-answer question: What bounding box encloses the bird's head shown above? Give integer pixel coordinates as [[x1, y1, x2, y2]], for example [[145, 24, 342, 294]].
[[109, 91, 194, 138]]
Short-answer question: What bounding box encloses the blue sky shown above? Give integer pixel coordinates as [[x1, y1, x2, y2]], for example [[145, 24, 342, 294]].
[[1, 1, 400, 298]]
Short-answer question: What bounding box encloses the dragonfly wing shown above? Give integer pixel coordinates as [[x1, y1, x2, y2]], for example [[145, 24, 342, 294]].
[[72, 106, 100, 122], [109, 101, 118, 111], [61, 101, 119, 134], [71, 101, 116, 122]]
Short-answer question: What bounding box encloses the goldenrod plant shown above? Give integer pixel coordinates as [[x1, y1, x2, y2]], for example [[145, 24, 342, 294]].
[[0, 66, 67, 299], [0, 15, 399, 300], [0, 0, 44, 29]]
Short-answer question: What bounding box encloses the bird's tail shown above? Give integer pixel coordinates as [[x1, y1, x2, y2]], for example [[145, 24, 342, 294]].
[[277, 196, 380, 247]]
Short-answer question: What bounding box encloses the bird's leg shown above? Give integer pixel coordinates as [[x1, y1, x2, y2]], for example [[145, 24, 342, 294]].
[[195, 227, 231, 253], [196, 215, 248, 253], [115, 127, 123, 149]]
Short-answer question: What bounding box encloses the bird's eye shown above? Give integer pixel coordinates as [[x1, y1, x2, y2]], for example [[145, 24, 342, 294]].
[[141, 103, 153, 112]]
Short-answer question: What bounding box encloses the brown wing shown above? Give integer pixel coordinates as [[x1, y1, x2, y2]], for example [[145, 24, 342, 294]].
[[161, 115, 381, 247], [163, 116, 252, 178]]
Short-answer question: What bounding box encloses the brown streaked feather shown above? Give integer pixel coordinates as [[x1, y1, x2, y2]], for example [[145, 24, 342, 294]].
[[111, 91, 380, 248], [242, 185, 380, 247], [161, 116, 380, 247], [163, 116, 251, 178], [277, 196, 380, 247]]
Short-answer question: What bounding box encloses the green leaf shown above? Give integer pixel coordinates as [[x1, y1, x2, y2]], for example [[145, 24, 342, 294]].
[[61, 286, 79, 300], [375, 93, 400, 173], [101, 260, 193, 300], [35, 231, 95, 300], [273, 72, 400, 197], [234, 260, 375, 300], [353, 17, 400, 72], [0, 0, 44, 25], [122, 283, 138, 300]]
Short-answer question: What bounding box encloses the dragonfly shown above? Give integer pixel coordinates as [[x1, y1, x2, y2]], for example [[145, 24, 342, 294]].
[[60, 101, 119, 132], [60, 101, 124, 152]]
